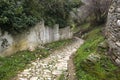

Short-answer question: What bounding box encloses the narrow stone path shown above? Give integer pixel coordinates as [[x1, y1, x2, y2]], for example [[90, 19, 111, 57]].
[[14, 37, 84, 80]]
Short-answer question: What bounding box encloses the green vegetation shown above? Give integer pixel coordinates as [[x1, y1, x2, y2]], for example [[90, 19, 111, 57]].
[[0, 0, 82, 33], [80, 23, 90, 30], [74, 26, 120, 80], [45, 39, 72, 51], [0, 39, 72, 80], [0, 49, 49, 80], [58, 73, 66, 80]]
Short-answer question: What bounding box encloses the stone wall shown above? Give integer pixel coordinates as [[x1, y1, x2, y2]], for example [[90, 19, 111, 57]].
[[105, 0, 120, 66], [0, 21, 73, 56]]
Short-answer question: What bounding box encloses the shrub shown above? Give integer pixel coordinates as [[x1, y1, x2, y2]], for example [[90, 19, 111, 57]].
[[0, 0, 82, 34]]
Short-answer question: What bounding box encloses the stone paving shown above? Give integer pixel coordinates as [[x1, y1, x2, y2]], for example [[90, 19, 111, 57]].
[[15, 37, 84, 80]]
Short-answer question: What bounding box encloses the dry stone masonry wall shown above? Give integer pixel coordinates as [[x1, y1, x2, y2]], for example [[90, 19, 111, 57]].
[[0, 21, 73, 56], [106, 0, 120, 66]]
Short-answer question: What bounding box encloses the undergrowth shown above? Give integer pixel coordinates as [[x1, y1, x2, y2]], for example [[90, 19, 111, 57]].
[[44, 39, 72, 51], [0, 39, 72, 80], [74, 27, 120, 80], [58, 73, 66, 80]]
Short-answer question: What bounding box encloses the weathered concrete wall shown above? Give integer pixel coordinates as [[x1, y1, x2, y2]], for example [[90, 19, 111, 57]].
[[105, 0, 120, 66], [0, 21, 73, 56]]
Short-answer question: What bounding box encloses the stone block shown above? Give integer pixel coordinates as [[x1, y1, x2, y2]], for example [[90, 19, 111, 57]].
[[116, 41, 120, 47], [109, 6, 115, 13], [115, 58, 120, 65], [117, 20, 120, 26]]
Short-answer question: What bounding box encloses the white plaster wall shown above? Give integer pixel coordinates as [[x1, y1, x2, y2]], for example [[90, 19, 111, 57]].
[[0, 21, 73, 56], [59, 26, 73, 40], [0, 31, 13, 55]]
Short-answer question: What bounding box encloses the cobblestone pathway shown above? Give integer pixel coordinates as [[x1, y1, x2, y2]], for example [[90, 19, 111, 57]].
[[15, 37, 84, 80]]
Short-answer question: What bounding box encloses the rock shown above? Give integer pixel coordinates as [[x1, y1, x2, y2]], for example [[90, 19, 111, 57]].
[[31, 62, 37, 66], [109, 6, 115, 13], [116, 42, 120, 47], [30, 77, 38, 80], [116, 52, 120, 56], [19, 78, 28, 80], [116, 8, 120, 12], [117, 20, 120, 26], [98, 41, 108, 49], [87, 53, 101, 62], [28, 46, 35, 52], [115, 58, 120, 65]]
